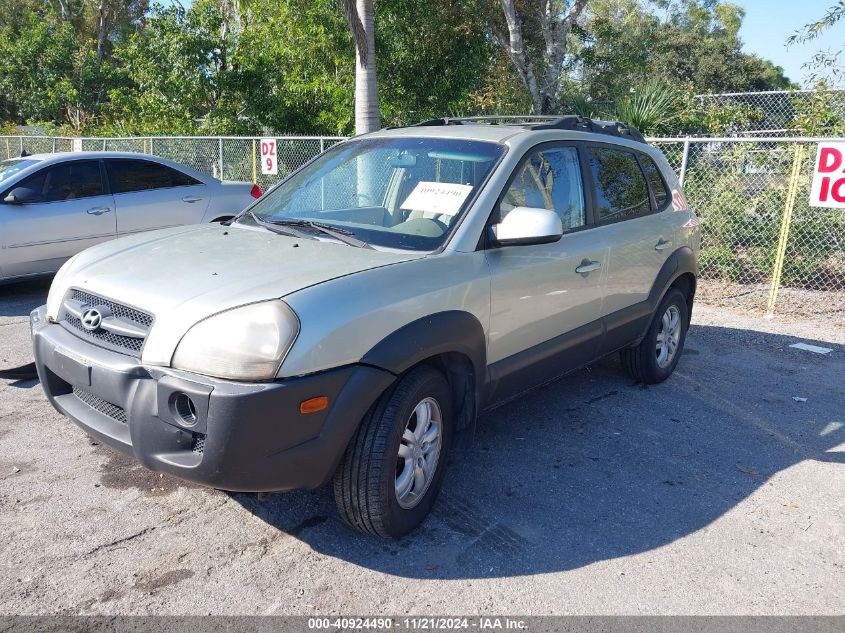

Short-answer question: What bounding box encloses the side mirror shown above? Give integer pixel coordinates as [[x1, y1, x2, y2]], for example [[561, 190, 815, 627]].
[[3, 187, 36, 205], [491, 207, 563, 247]]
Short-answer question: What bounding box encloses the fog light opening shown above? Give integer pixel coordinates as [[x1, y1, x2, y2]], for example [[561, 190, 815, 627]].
[[174, 393, 198, 426]]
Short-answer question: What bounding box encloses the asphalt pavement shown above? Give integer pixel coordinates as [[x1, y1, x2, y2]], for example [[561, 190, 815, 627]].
[[0, 278, 842, 615]]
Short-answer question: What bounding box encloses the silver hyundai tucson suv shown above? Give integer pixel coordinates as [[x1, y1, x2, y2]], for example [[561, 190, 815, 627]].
[[31, 116, 700, 537]]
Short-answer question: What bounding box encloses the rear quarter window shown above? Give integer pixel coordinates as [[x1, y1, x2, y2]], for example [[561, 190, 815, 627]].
[[639, 154, 670, 209]]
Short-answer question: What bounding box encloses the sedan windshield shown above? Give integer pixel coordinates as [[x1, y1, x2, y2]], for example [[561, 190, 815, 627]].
[[243, 137, 504, 251], [0, 158, 39, 184]]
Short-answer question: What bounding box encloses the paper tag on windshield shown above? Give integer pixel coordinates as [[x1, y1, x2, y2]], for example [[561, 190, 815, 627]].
[[400, 182, 473, 216]]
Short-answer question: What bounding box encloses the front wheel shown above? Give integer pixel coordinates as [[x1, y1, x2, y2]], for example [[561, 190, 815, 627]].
[[333, 366, 453, 538], [621, 288, 689, 384]]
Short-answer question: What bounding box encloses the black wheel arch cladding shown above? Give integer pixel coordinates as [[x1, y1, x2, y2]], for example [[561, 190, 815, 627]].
[[643, 246, 698, 331], [360, 310, 487, 434]]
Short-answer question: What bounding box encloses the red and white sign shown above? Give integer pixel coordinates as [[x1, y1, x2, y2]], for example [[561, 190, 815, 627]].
[[671, 189, 688, 211], [260, 138, 277, 175], [72, 138, 82, 152], [810, 142, 845, 208]]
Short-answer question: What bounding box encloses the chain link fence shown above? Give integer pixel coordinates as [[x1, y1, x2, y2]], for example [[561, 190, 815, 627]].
[[0, 135, 346, 189], [2, 133, 843, 324], [695, 89, 845, 136], [653, 136, 844, 324]]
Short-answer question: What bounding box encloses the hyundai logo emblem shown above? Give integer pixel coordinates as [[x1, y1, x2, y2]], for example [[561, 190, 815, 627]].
[[80, 308, 103, 332]]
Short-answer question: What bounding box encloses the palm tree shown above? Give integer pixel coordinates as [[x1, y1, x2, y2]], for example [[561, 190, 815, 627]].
[[342, 0, 380, 134]]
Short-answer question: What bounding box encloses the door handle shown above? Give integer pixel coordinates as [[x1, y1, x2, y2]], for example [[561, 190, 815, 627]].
[[575, 260, 602, 274], [86, 207, 111, 216], [655, 239, 672, 251], [182, 196, 203, 203]]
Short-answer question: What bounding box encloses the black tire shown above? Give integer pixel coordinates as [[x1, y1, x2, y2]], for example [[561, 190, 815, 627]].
[[621, 288, 689, 384], [333, 366, 453, 538]]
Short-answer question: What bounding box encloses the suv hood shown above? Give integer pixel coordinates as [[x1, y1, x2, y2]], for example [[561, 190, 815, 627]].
[[51, 224, 425, 365]]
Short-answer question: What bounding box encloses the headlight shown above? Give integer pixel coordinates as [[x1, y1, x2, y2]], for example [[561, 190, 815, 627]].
[[172, 301, 299, 381]]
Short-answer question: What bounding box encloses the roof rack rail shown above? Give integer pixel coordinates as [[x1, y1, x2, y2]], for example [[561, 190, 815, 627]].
[[530, 115, 646, 143], [411, 114, 647, 143], [412, 115, 562, 127]]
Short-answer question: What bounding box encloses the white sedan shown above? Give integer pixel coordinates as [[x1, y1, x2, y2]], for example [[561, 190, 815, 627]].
[[0, 151, 261, 283]]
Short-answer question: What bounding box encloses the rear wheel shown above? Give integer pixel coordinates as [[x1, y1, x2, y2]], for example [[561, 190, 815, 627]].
[[621, 288, 689, 384], [333, 366, 452, 538]]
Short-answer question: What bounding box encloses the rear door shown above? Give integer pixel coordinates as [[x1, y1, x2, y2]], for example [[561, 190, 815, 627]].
[[583, 145, 676, 314], [105, 158, 209, 236], [486, 143, 608, 400], [0, 159, 115, 277]]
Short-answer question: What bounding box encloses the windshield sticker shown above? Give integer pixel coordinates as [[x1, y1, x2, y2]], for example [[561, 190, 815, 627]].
[[400, 182, 474, 216]]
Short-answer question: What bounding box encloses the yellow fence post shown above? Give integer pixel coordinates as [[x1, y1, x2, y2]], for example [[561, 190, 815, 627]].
[[766, 143, 805, 317], [252, 139, 257, 184]]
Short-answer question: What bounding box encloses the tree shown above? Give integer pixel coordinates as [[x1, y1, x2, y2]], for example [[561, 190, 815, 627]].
[[788, 1, 845, 84], [493, 0, 588, 114], [342, 0, 379, 134], [577, 0, 793, 100], [376, 0, 491, 125]]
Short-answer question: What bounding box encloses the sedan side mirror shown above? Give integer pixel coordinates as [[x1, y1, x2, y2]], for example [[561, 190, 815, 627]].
[[491, 207, 563, 247], [3, 187, 36, 205]]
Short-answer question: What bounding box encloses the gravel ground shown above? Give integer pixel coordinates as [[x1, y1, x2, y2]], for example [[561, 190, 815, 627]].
[[0, 278, 843, 615]]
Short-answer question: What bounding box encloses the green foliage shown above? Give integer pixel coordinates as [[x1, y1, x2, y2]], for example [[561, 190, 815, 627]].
[[376, 0, 491, 126], [613, 80, 682, 134], [578, 0, 794, 102], [788, 1, 845, 85], [791, 80, 845, 135], [685, 143, 845, 290], [0, 16, 87, 123], [0, 0, 820, 134]]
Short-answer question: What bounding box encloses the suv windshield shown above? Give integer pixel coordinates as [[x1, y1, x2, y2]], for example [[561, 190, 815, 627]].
[[243, 137, 504, 251], [0, 158, 39, 184]]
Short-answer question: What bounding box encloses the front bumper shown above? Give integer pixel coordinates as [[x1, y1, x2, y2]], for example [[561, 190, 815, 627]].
[[31, 306, 395, 492]]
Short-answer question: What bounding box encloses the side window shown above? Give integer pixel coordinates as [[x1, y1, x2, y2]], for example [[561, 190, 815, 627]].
[[587, 147, 651, 221], [107, 159, 201, 194], [500, 146, 585, 231], [639, 154, 670, 209], [15, 160, 103, 203]]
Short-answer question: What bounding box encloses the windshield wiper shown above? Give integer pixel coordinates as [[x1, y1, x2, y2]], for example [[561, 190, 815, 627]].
[[268, 219, 373, 249], [234, 210, 315, 240]]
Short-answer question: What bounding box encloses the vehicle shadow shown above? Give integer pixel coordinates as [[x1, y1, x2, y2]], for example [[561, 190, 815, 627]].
[[0, 277, 51, 318], [232, 324, 844, 579]]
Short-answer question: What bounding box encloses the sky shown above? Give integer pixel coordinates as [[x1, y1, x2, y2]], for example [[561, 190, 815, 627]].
[[738, 0, 843, 87]]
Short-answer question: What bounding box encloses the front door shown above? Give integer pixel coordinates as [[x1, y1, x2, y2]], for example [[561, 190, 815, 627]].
[[0, 159, 115, 277], [486, 143, 606, 402]]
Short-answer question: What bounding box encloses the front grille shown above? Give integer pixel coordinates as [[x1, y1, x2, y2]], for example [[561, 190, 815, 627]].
[[72, 387, 127, 424], [191, 433, 205, 455], [59, 289, 153, 356]]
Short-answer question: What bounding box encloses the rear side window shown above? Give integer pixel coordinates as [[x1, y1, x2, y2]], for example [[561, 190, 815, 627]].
[[15, 160, 103, 202], [639, 154, 670, 208], [500, 146, 585, 230], [586, 147, 651, 221], [107, 159, 201, 194]]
